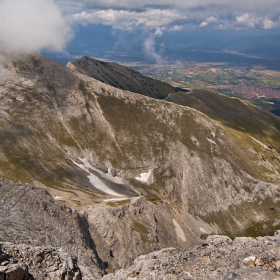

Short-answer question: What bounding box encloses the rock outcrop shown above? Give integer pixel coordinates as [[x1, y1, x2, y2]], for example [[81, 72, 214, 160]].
[[85, 196, 212, 271], [103, 231, 280, 280], [0, 178, 104, 279], [0, 242, 81, 280]]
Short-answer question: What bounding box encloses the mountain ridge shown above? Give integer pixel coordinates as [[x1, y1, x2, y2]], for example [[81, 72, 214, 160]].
[[67, 55, 180, 99], [0, 52, 280, 277]]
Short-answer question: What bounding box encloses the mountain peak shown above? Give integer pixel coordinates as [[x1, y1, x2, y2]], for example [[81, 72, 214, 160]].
[[68, 56, 180, 99]]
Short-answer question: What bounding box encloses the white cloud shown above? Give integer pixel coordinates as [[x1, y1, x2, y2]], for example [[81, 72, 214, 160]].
[[206, 16, 217, 23], [236, 13, 250, 23], [263, 19, 278, 29], [56, 0, 84, 14], [144, 36, 162, 64], [199, 21, 208, 27], [236, 13, 260, 28], [199, 16, 217, 27], [73, 9, 185, 30], [0, 0, 72, 53], [154, 27, 165, 37], [75, 0, 280, 31], [170, 25, 184, 31], [82, 0, 280, 14]]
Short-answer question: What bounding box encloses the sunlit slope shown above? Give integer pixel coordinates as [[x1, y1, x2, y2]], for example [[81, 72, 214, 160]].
[[167, 89, 280, 145], [166, 90, 280, 181], [0, 54, 279, 240], [68, 56, 179, 99]]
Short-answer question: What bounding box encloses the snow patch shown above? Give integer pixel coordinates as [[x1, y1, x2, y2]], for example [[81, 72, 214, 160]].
[[54, 196, 62, 200], [191, 135, 200, 147], [78, 158, 124, 184], [130, 196, 141, 204], [73, 158, 124, 197], [207, 138, 216, 145], [135, 169, 151, 183], [103, 198, 129, 202], [199, 227, 209, 234], [250, 136, 268, 149], [173, 218, 186, 242]]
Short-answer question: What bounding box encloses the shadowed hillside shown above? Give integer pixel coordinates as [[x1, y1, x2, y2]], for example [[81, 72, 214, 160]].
[[67, 56, 180, 99]]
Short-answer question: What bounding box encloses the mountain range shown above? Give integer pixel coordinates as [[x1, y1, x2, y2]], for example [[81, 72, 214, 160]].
[[0, 53, 280, 279]]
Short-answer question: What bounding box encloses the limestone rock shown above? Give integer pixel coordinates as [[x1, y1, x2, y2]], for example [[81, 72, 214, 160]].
[[243, 256, 256, 266], [4, 264, 27, 280], [86, 196, 209, 271], [103, 231, 280, 280], [0, 242, 84, 279], [0, 179, 104, 279]]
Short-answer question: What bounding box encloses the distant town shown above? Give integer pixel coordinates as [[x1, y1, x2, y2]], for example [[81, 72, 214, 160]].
[[225, 85, 280, 99], [123, 61, 280, 114]]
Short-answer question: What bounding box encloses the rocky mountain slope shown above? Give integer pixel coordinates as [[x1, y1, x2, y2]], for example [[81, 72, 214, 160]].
[[0, 53, 280, 275], [1, 175, 279, 279], [67, 56, 179, 99], [103, 231, 280, 280], [0, 178, 104, 279]]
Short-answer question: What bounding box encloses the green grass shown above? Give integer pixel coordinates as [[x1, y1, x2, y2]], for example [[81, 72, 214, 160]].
[[107, 199, 130, 207], [148, 77, 178, 98], [200, 197, 280, 238], [146, 197, 162, 204], [131, 220, 149, 243]]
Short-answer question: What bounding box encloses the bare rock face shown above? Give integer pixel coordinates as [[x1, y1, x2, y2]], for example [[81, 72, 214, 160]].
[[0, 179, 104, 279], [85, 196, 213, 271], [0, 262, 28, 280], [103, 231, 280, 280], [0, 243, 81, 280]]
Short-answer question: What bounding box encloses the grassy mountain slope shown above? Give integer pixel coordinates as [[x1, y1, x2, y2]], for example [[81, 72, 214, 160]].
[[1, 53, 280, 269], [166, 90, 280, 144], [68, 56, 179, 99]]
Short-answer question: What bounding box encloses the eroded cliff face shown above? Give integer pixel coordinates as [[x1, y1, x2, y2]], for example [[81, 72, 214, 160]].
[[84, 196, 213, 271], [0, 53, 280, 271], [0, 178, 104, 279]]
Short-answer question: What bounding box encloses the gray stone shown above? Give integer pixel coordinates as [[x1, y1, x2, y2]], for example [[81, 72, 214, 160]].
[[0, 179, 105, 279], [222, 272, 241, 280], [206, 235, 233, 246], [5, 264, 26, 280], [102, 231, 280, 280]]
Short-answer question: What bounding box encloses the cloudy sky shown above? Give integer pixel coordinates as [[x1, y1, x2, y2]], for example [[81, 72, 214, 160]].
[[72, 0, 280, 31], [0, 0, 279, 54]]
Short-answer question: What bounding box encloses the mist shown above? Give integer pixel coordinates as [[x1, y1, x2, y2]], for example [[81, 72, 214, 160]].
[[0, 0, 72, 53], [144, 36, 163, 64]]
